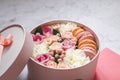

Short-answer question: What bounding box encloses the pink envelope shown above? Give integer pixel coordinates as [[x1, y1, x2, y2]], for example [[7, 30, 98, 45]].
[[95, 48, 120, 80]]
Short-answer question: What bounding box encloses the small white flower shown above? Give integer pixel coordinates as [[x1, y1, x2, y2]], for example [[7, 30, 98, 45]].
[[59, 22, 77, 34], [64, 49, 90, 68], [33, 41, 49, 57]]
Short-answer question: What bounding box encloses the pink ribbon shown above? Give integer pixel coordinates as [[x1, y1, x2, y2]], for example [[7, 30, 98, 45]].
[[0, 45, 3, 62], [0, 34, 3, 62], [0, 34, 13, 62]]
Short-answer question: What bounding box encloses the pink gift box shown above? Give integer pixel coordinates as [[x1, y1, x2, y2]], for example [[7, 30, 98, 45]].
[[28, 20, 100, 80], [95, 48, 120, 80]]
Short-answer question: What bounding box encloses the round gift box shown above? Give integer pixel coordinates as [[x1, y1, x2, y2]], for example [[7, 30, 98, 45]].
[[28, 20, 100, 80]]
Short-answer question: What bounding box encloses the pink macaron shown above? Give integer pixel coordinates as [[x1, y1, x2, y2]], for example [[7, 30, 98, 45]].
[[77, 31, 94, 41], [81, 46, 96, 59]]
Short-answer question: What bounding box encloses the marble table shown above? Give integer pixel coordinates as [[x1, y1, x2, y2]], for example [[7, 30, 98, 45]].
[[0, 0, 120, 80]]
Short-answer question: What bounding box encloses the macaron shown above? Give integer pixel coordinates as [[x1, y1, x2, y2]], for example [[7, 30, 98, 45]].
[[81, 46, 96, 52], [72, 27, 84, 38], [72, 27, 81, 34], [80, 46, 97, 59], [77, 31, 94, 40], [82, 48, 96, 59], [78, 38, 96, 47], [78, 33, 94, 43], [78, 43, 97, 50]]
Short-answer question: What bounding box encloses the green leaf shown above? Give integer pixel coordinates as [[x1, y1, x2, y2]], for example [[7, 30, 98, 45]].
[[34, 26, 43, 35], [53, 29, 59, 35]]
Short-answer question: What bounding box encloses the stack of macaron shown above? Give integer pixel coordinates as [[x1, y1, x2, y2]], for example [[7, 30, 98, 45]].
[[72, 27, 97, 59]]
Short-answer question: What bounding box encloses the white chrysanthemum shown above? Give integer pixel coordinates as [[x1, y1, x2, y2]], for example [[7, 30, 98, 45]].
[[59, 22, 77, 34], [32, 42, 49, 57], [64, 49, 90, 68]]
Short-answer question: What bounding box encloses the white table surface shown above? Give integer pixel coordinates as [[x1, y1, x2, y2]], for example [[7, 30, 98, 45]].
[[0, 0, 120, 80]]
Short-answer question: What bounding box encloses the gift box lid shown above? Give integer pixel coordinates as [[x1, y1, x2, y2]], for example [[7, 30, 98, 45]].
[[0, 24, 33, 80], [95, 48, 120, 80]]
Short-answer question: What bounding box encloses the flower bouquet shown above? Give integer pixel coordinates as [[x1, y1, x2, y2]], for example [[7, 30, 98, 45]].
[[31, 21, 98, 69]]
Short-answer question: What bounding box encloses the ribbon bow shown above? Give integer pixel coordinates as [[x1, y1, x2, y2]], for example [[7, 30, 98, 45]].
[[0, 34, 13, 62]]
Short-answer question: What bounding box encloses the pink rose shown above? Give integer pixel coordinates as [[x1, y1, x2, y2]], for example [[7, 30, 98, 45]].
[[61, 32, 73, 39], [35, 53, 51, 64], [49, 42, 62, 51], [44, 35, 61, 45], [46, 60, 57, 68], [42, 26, 53, 37], [62, 39, 76, 50], [57, 62, 70, 69], [32, 33, 44, 43]]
